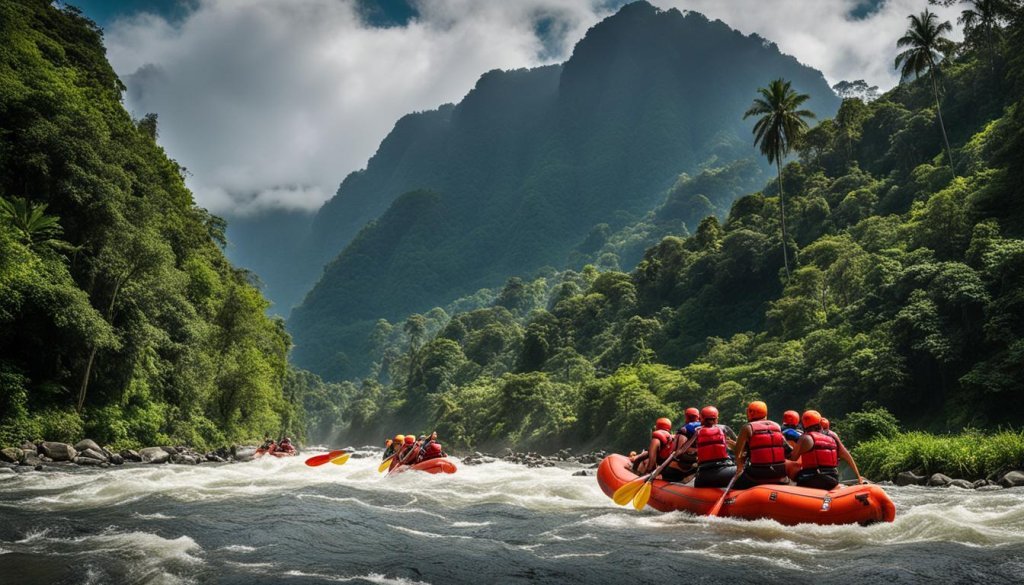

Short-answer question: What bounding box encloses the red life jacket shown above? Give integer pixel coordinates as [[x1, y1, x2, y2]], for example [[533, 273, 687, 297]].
[[696, 425, 729, 464], [422, 442, 443, 460], [747, 420, 786, 466], [652, 429, 673, 461], [801, 431, 838, 470]]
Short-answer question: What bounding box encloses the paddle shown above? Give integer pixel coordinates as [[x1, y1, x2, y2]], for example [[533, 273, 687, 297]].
[[613, 452, 678, 510], [330, 452, 351, 465], [707, 472, 739, 517], [377, 455, 394, 473], [304, 450, 347, 467]]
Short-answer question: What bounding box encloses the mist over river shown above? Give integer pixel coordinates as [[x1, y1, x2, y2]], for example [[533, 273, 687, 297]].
[[1, 450, 1023, 585]]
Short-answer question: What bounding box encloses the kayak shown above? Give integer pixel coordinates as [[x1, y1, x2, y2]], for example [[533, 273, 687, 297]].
[[256, 448, 297, 458], [597, 454, 895, 526], [391, 458, 458, 475]]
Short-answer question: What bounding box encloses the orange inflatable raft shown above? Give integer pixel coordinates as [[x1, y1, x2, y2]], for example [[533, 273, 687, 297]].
[[597, 454, 895, 526], [391, 457, 458, 475]]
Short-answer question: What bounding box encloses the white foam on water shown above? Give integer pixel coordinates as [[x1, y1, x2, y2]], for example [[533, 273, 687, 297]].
[[133, 512, 175, 520], [450, 521, 491, 527], [220, 544, 258, 553], [392, 525, 474, 540], [282, 570, 431, 584]]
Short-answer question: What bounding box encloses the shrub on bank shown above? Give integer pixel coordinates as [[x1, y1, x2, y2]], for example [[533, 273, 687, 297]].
[[853, 430, 1024, 480]]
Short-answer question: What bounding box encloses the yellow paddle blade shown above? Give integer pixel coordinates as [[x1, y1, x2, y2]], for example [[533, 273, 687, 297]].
[[330, 453, 351, 465], [377, 456, 394, 473], [613, 479, 645, 506], [632, 482, 653, 511]]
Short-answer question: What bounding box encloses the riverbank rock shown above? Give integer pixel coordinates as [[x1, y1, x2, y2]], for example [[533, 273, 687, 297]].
[[998, 470, 1024, 488], [40, 442, 77, 462], [206, 453, 226, 463], [78, 448, 108, 462], [895, 471, 927, 486], [73, 439, 102, 453], [927, 473, 953, 487], [139, 447, 170, 464], [22, 451, 42, 467], [949, 479, 974, 489], [73, 456, 104, 466], [120, 449, 141, 462], [572, 469, 595, 477], [0, 447, 23, 464]]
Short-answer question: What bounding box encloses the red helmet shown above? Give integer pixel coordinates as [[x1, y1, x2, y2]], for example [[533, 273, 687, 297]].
[[684, 407, 700, 422], [783, 410, 800, 426], [404, 435, 415, 445], [655, 417, 672, 431], [746, 401, 768, 421], [802, 410, 822, 429], [700, 406, 719, 421], [821, 418, 831, 431]]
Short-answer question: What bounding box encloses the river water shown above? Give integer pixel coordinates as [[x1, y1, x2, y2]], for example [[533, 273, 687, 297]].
[[1, 450, 1023, 585]]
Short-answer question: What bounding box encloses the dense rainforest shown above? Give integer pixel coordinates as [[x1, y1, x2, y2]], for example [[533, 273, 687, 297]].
[[324, 0, 1024, 452], [0, 0, 343, 449], [287, 1, 841, 380]]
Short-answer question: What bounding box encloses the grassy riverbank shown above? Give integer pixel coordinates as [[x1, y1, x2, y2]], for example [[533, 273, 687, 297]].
[[853, 430, 1024, 481]]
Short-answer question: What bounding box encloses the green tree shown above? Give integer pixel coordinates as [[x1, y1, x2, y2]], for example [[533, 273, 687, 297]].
[[895, 9, 958, 175], [0, 197, 63, 249], [744, 79, 816, 279]]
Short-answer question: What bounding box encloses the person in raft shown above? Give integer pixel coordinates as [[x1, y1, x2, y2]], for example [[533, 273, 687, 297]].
[[277, 437, 296, 454], [390, 435, 417, 469], [788, 410, 866, 490], [668, 407, 702, 478], [636, 418, 686, 481], [674, 406, 738, 488], [260, 434, 275, 451], [418, 432, 447, 462], [383, 435, 402, 460], [781, 410, 803, 445], [730, 401, 791, 490]]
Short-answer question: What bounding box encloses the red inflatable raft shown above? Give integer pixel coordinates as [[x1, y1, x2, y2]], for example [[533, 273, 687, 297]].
[[391, 458, 458, 475], [597, 454, 895, 526], [256, 448, 297, 458]]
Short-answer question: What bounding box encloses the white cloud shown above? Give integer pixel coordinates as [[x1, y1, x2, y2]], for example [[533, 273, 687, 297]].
[[104, 0, 964, 215]]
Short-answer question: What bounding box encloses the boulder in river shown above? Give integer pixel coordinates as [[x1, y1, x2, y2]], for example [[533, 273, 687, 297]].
[[73, 439, 102, 453], [0, 447, 23, 464], [40, 442, 77, 462], [972, 479, 993, 489], [927, 473, 953, 487], [998, 470, 1024, 488], [949, 479, 973, 489], [120, 449, 141, 462], [78, 448, 108, 462], [139, 447, 170, 464], [73, 456, 103, 466], [572, 469, 595, 477], [108, 453, 124, 465], [895, 471, 927, 486], [22, 452, 42, 467]]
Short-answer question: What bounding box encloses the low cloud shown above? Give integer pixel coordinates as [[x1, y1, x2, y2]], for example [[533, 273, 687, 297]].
[[105, 0, 963, 215]]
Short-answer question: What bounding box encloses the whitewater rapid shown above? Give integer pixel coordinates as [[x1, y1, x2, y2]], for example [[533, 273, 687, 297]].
[[1, 451, 1023, 584]]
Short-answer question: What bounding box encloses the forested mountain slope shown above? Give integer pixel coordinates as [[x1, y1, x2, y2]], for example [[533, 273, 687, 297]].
[[0, 0, 310, 447], [290, 1, 839, 380], [329, 2, 1024, 450]]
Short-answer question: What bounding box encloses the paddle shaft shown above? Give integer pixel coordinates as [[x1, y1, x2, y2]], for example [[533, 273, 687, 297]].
[[708, 473, 739, 517]]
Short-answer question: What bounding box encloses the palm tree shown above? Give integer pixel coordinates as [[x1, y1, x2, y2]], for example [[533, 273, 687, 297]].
[[744, 79, 815, 280], [0, 196, 63, 248], [894, 9, 958, 176]]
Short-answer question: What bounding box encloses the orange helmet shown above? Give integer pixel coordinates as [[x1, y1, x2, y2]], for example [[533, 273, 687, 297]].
[[655, 417, 672, 431], [782, 411, 800, 426], [821, 418, 831, 431], [802, 410, 822, 429], [404, 435, 415, 445], [394, 434, 405, 444], [684, 407, 700, 422], [746, 401, 768, 421], [700, 406, 719, 421], [385, 439, 393, 448]]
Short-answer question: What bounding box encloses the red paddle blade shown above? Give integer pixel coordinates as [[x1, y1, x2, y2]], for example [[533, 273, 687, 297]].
[[305, 450, 347, 467]]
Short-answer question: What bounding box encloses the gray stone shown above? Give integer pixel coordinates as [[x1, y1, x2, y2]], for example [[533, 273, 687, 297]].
[[160, 446, 178, 455], [998, 470, 1024, 488], [0, 448, 23, 464], [78, 448, 108, 462], [972, 479, 993, 489], [949, 479, 974, 489], [927, 473, 953, 487], [38, 455, 52, 463], [22, 452, 42, 467], [120, 449, 141, 462], [206, 454, 225, 463], [572, 469, 595, 477], [109, 454, 124, 465], [895, 471, 928, 486], [73, 456, 103, 466], [40, 442, 77, 462], [20, 441, 36, 452], [139, 447, 170, 464], [73, 439, 102, 453]]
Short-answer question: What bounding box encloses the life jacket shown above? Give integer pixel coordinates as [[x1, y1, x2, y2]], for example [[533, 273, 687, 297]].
[[696, 425, 729, 465], [422, 442, 443, 460], [746, 420, 786, 466], [652, 429, 673, 462], [801, 431, 838, 470]]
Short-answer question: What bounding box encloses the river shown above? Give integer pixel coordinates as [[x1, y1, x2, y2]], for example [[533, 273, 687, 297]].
[[1, 449, 1023, 585]]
